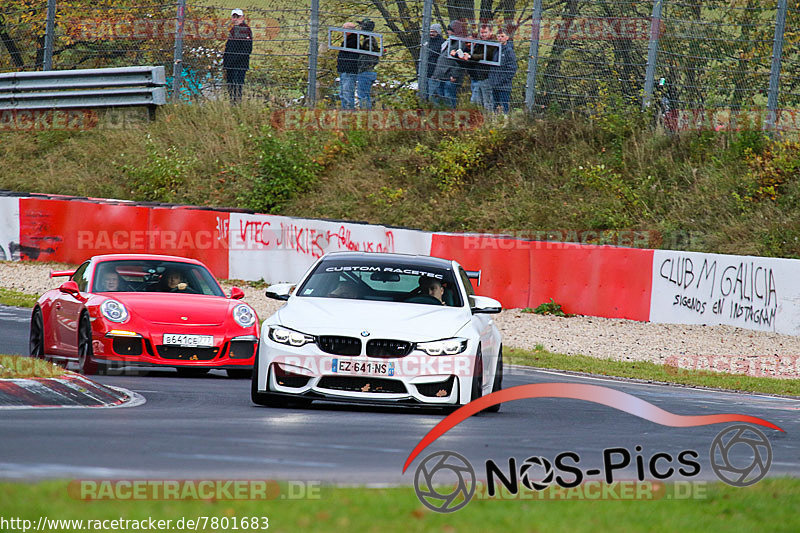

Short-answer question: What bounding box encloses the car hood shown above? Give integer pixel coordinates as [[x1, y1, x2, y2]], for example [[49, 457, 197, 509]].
[[104, 293, 233, 326], [274, 297, 470, 341]]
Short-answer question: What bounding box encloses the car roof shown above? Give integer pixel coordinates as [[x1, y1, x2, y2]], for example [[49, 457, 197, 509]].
[[91, 254, 205, 266], [321, 251, 454, 270]]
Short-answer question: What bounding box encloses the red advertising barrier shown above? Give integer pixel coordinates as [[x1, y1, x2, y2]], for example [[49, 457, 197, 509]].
[[529, 245, 653, 320], [430, 234, 531, 310], [431, 234, 653, 320], [18, 199, 230, 279], [19, 198, 149, 263], [149, 207, 230, 279]]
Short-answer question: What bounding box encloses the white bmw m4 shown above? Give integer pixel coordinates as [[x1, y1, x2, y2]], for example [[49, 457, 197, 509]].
[[251, 252, 503, 410]]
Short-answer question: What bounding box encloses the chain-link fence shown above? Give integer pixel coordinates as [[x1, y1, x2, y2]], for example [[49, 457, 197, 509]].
[[2, 0, 799, 125]]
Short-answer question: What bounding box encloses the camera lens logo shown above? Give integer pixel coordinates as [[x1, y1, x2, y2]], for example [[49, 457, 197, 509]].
[[413, 451, 476, 513], [710, 425, 772, 487], [519, 456, 554, 491]]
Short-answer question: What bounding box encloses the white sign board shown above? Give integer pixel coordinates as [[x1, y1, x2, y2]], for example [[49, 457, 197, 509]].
[[650, 250, 800, 336], [228, 213, 432, 283], [0, 196, 20, 261]]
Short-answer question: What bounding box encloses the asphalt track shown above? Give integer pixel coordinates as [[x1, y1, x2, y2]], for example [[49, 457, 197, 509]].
[[1, 304, 799, 484]]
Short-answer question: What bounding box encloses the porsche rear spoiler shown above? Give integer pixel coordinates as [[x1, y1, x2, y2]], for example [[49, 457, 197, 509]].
[[50, 270, 76, 278], [465, 270, 482, 286]]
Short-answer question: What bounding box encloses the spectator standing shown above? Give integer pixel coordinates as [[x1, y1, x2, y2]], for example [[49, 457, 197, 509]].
[[336, 22, 360, 109], [424, 23, 445, 101], [490, 26, 517, 113], [222, 9, 252, 103], [431, 21, 466, 108], [356, 18, 380, 109], [454, 23, 496, 111]]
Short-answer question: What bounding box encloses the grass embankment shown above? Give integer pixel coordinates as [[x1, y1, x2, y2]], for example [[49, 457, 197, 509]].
[[2, 100, 799, 258], [507, 347, 800, 397], [0, 287, 38, 308], [0, 354, 64, 379], [0, 479, 798, 532]]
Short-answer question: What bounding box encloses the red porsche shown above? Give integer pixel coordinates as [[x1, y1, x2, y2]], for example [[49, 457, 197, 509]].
[[29, 254, 259, 378]]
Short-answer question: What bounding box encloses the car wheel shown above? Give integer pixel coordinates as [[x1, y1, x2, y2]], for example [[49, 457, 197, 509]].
[[484, 346, 503, 413], [29, 308, 45, 359], [226, 368, 252, 379], [175, 368, 210, 377], [77, 313, 98, 375], [469, 348, 484, 403]]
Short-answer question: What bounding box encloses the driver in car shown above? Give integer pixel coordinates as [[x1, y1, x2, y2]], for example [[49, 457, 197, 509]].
[[419, 277, 446, 305], [163, 270, 192, 293], [329, 280, 360, 299]]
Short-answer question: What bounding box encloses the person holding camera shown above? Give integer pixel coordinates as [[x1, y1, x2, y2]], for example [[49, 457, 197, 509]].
[[356, 18, 380, 109]]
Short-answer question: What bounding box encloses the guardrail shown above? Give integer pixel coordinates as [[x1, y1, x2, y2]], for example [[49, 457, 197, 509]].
[[0, 66, 167, 110]]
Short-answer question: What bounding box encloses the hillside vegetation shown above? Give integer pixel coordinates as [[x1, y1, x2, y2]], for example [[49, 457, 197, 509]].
[[1, 99, 799, 258]]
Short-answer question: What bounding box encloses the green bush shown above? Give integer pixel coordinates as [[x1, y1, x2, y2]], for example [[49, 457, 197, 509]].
[[121, 140, 197, 202], [240, 127, 323, 213]]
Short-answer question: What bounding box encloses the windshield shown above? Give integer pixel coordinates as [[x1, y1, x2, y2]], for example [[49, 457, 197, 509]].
[[92, 260, 225, 297], [296, 260, 463, 307]]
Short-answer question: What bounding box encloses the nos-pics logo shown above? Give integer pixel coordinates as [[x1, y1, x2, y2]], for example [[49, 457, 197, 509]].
[[413, 424, 773, 513], [404, 383, 783, 514]]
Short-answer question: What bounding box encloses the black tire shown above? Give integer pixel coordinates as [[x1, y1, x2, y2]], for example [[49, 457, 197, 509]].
[[484, 346, 503, 413], [29, 308, 45, 359], [469, 348, 484, 404], [175, 368, 210, 377], [226, 368, 252, 379], [77, 313, 98, 375]]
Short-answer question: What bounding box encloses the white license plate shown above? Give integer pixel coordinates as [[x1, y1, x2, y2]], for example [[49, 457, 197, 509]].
[[163, 334, 214, 348], [331, 358, 395, 376]]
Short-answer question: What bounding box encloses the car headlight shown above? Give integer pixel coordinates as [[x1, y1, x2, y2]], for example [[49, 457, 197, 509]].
[[416, 338, 468, 356], [233, 304, 256, 328], [269, 326, 315, 347], [100, 299, 129, 323]]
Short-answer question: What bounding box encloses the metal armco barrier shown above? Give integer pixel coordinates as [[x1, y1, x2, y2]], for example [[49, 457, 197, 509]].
[[0, 66, 167, 110]]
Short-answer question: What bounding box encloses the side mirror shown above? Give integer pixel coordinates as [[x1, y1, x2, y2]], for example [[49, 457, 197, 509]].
[[230, 287, 245, 300], [469, 295, 502, 314], [265, 283, 295, 301], [59, 280, 82, 299]]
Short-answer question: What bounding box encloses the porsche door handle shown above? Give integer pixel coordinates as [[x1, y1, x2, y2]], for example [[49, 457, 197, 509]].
[[54, 303, 62, 309]]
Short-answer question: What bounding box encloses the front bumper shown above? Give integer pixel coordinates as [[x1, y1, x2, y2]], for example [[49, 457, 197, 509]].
[[90, 330, 258, 368], [256, 337, 477, 405]]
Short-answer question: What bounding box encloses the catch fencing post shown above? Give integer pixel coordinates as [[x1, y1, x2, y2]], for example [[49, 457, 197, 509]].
[[524, 0, 543, 113], [42, 0, 57, 70], [766, 0, 787, 131], [307, 0, 320, 107], [417, 0, 433, 103], [642, 0, 664, 111], [172, 0, 186, 101]]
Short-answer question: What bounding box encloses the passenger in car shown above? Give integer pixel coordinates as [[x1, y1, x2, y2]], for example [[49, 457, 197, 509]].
[[98, 270, 121, 292]]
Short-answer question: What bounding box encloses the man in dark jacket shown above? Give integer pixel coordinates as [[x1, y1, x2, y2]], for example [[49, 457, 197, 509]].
[[336, 22, 359, 109], [356, 18, 380, 109], [423, 23, 445, 101], [489, 26, 517, 113], [431, 21, 466, 108], [454, 24, 496, 111], [222, 9, 253, 103]]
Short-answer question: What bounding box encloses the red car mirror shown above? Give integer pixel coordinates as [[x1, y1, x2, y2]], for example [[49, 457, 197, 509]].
[[230, 287, 245, 300], [58, 280, 82, 298]]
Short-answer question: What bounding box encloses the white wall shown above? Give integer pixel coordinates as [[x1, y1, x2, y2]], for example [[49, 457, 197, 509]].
[[0, 197, 20, 261], [650, 250, 800, 336], [228, 213, 433, 283]]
